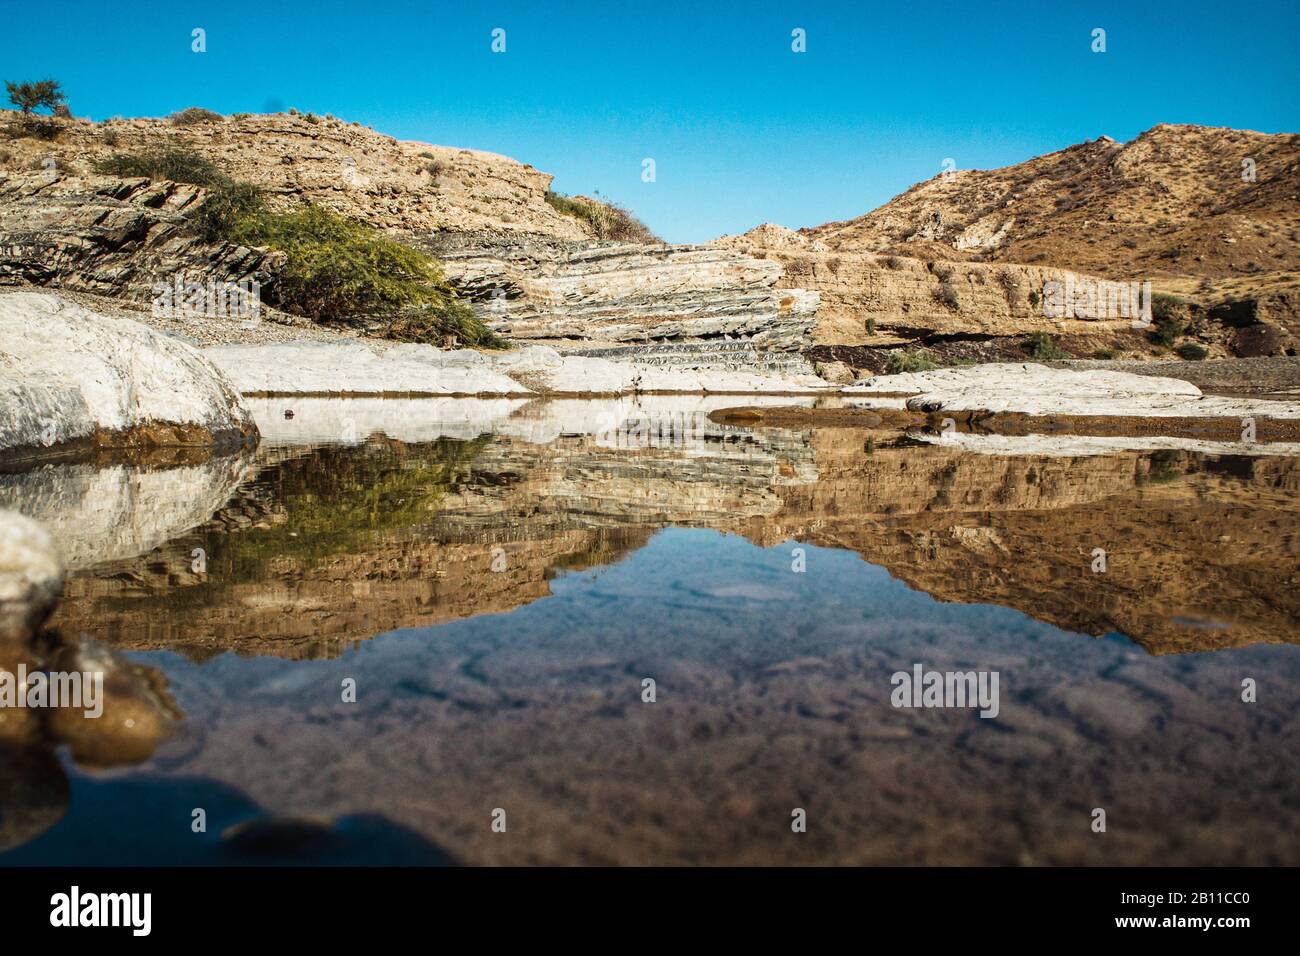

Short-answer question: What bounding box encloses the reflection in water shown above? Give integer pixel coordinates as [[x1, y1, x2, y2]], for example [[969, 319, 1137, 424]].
[[1, 397, 1298, 864]]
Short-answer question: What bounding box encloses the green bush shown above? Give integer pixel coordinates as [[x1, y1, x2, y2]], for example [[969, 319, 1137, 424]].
[[1175, 342, 1208, 360], [1022, 332, 1070, 361], [884, 348, 938, 374], [1150, 293, 1186, 346], [226, 203, 504, 346], [545, 190, 657, 243], [96, 148, 502, 346]]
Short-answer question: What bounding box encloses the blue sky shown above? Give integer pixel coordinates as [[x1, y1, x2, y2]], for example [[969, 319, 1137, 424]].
[[3, 0, 1297, 242]]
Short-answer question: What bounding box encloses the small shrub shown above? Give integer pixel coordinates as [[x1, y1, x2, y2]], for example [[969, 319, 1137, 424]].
[[170, 106, 224, 125], [1175, 342, 1208, 360], [1028, 289, 1041, 309], [1022, 332, 1070, 361], [884, 348, 938, 374], [423, 160, 444, 179], [304, 112, 319, 124], [101, 128, 119, 146], [883, 255, 904, 270], [1092, 349, 1116, 359], [544, 190, 658, 243], [865, 317, 876, 335], [934, 279, 960, 310], [418, 151, 436, 159], [93, 147, 226, 187]]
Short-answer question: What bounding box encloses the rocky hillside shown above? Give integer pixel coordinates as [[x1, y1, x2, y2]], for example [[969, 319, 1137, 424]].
[[723, 124, 1300, 359], [0, 108, 586, 239], [808, 125, 1300, 281], [0, 108, 817, 364]]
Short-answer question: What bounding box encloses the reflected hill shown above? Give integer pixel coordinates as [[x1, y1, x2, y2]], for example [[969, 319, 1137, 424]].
[[31, 405, 1300, 658]]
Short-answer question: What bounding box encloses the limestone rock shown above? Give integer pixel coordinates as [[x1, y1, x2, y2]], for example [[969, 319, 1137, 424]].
[[0, 172, 280, 303], [0, 292, 258, 459], [431, 232, 819, 352], [202, 339, 532, 396], [845, 362, 1300, 419], [201, 339, 833, 396]]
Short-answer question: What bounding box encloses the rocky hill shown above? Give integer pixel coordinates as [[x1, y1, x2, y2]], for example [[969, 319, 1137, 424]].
[[808, 124, 1300, 280], [0, 108, 816, 367], [722, 124, 1300, 360]]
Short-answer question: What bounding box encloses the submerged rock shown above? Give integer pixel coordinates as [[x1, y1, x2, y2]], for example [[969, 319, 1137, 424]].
[[0, 292, 259, 460]]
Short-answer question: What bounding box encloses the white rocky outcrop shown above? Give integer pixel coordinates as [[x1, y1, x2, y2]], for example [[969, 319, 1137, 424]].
[[844, 362, 1300, 419], [0, 292, 257, 457], [203, 341, 834, 396], [0, 510, 63, 643]]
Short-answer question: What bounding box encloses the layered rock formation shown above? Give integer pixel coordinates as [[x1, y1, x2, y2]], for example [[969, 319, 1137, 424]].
[[717, 226, 1139, 344], [0, 172, 279, 302], [428, 232, 817, 355], [0, 292, 259, 461], [0, 110, 820, 361]]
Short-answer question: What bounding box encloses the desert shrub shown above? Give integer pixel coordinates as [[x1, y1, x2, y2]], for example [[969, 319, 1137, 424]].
[[101, 128, 119, 146], [170, 106, 224, 125], [545, 190, 657, 243], [884, 348, 938, 374], [423, 160, 444, 179], [1175, 342, 1208, 360], [93, 147, 227, 187], [225, 203, 503, 345], [934, 279, 961, 310], [304, 112, 319, 124], [194, 179, 267, 241], [1028, 289, 1041, 309], [1022, 332, 1070, 361], [883, 255, 905, 270], [1092, 349, 1116, 359]]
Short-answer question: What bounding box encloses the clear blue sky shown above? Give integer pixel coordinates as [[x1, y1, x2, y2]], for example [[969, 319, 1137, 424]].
[[3, 0, 1297, 242]]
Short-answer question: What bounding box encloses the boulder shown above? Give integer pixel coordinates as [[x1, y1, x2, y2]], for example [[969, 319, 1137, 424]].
[[0, 292, 258, 459]]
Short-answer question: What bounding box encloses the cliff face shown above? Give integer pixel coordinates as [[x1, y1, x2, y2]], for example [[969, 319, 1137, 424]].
[[429, 232, 816, 353], [716, 226, 1136, 344], [0, 110, 818, 357]]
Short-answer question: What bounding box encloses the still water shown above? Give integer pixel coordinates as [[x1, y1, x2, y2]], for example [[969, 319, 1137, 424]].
[[2, 396, 1298, 865]]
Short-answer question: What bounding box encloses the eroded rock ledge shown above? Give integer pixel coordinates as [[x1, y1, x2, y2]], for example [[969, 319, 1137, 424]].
[[427, 232, 819, 355]]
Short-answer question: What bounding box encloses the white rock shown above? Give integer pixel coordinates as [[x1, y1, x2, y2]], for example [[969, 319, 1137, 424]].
[[203, 339, 834, 396], [844, 362, 1300, 419], [0, 509, 63, 643], [203, 340, 532, 395], [0, 292, 257, 456]]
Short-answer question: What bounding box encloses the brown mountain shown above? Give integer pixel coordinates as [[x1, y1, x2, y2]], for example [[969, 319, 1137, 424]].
[[806, 124, 1300, 282]]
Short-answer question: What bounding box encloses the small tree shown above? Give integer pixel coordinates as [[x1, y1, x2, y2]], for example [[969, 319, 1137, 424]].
[[6, 79, 66, 115]]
